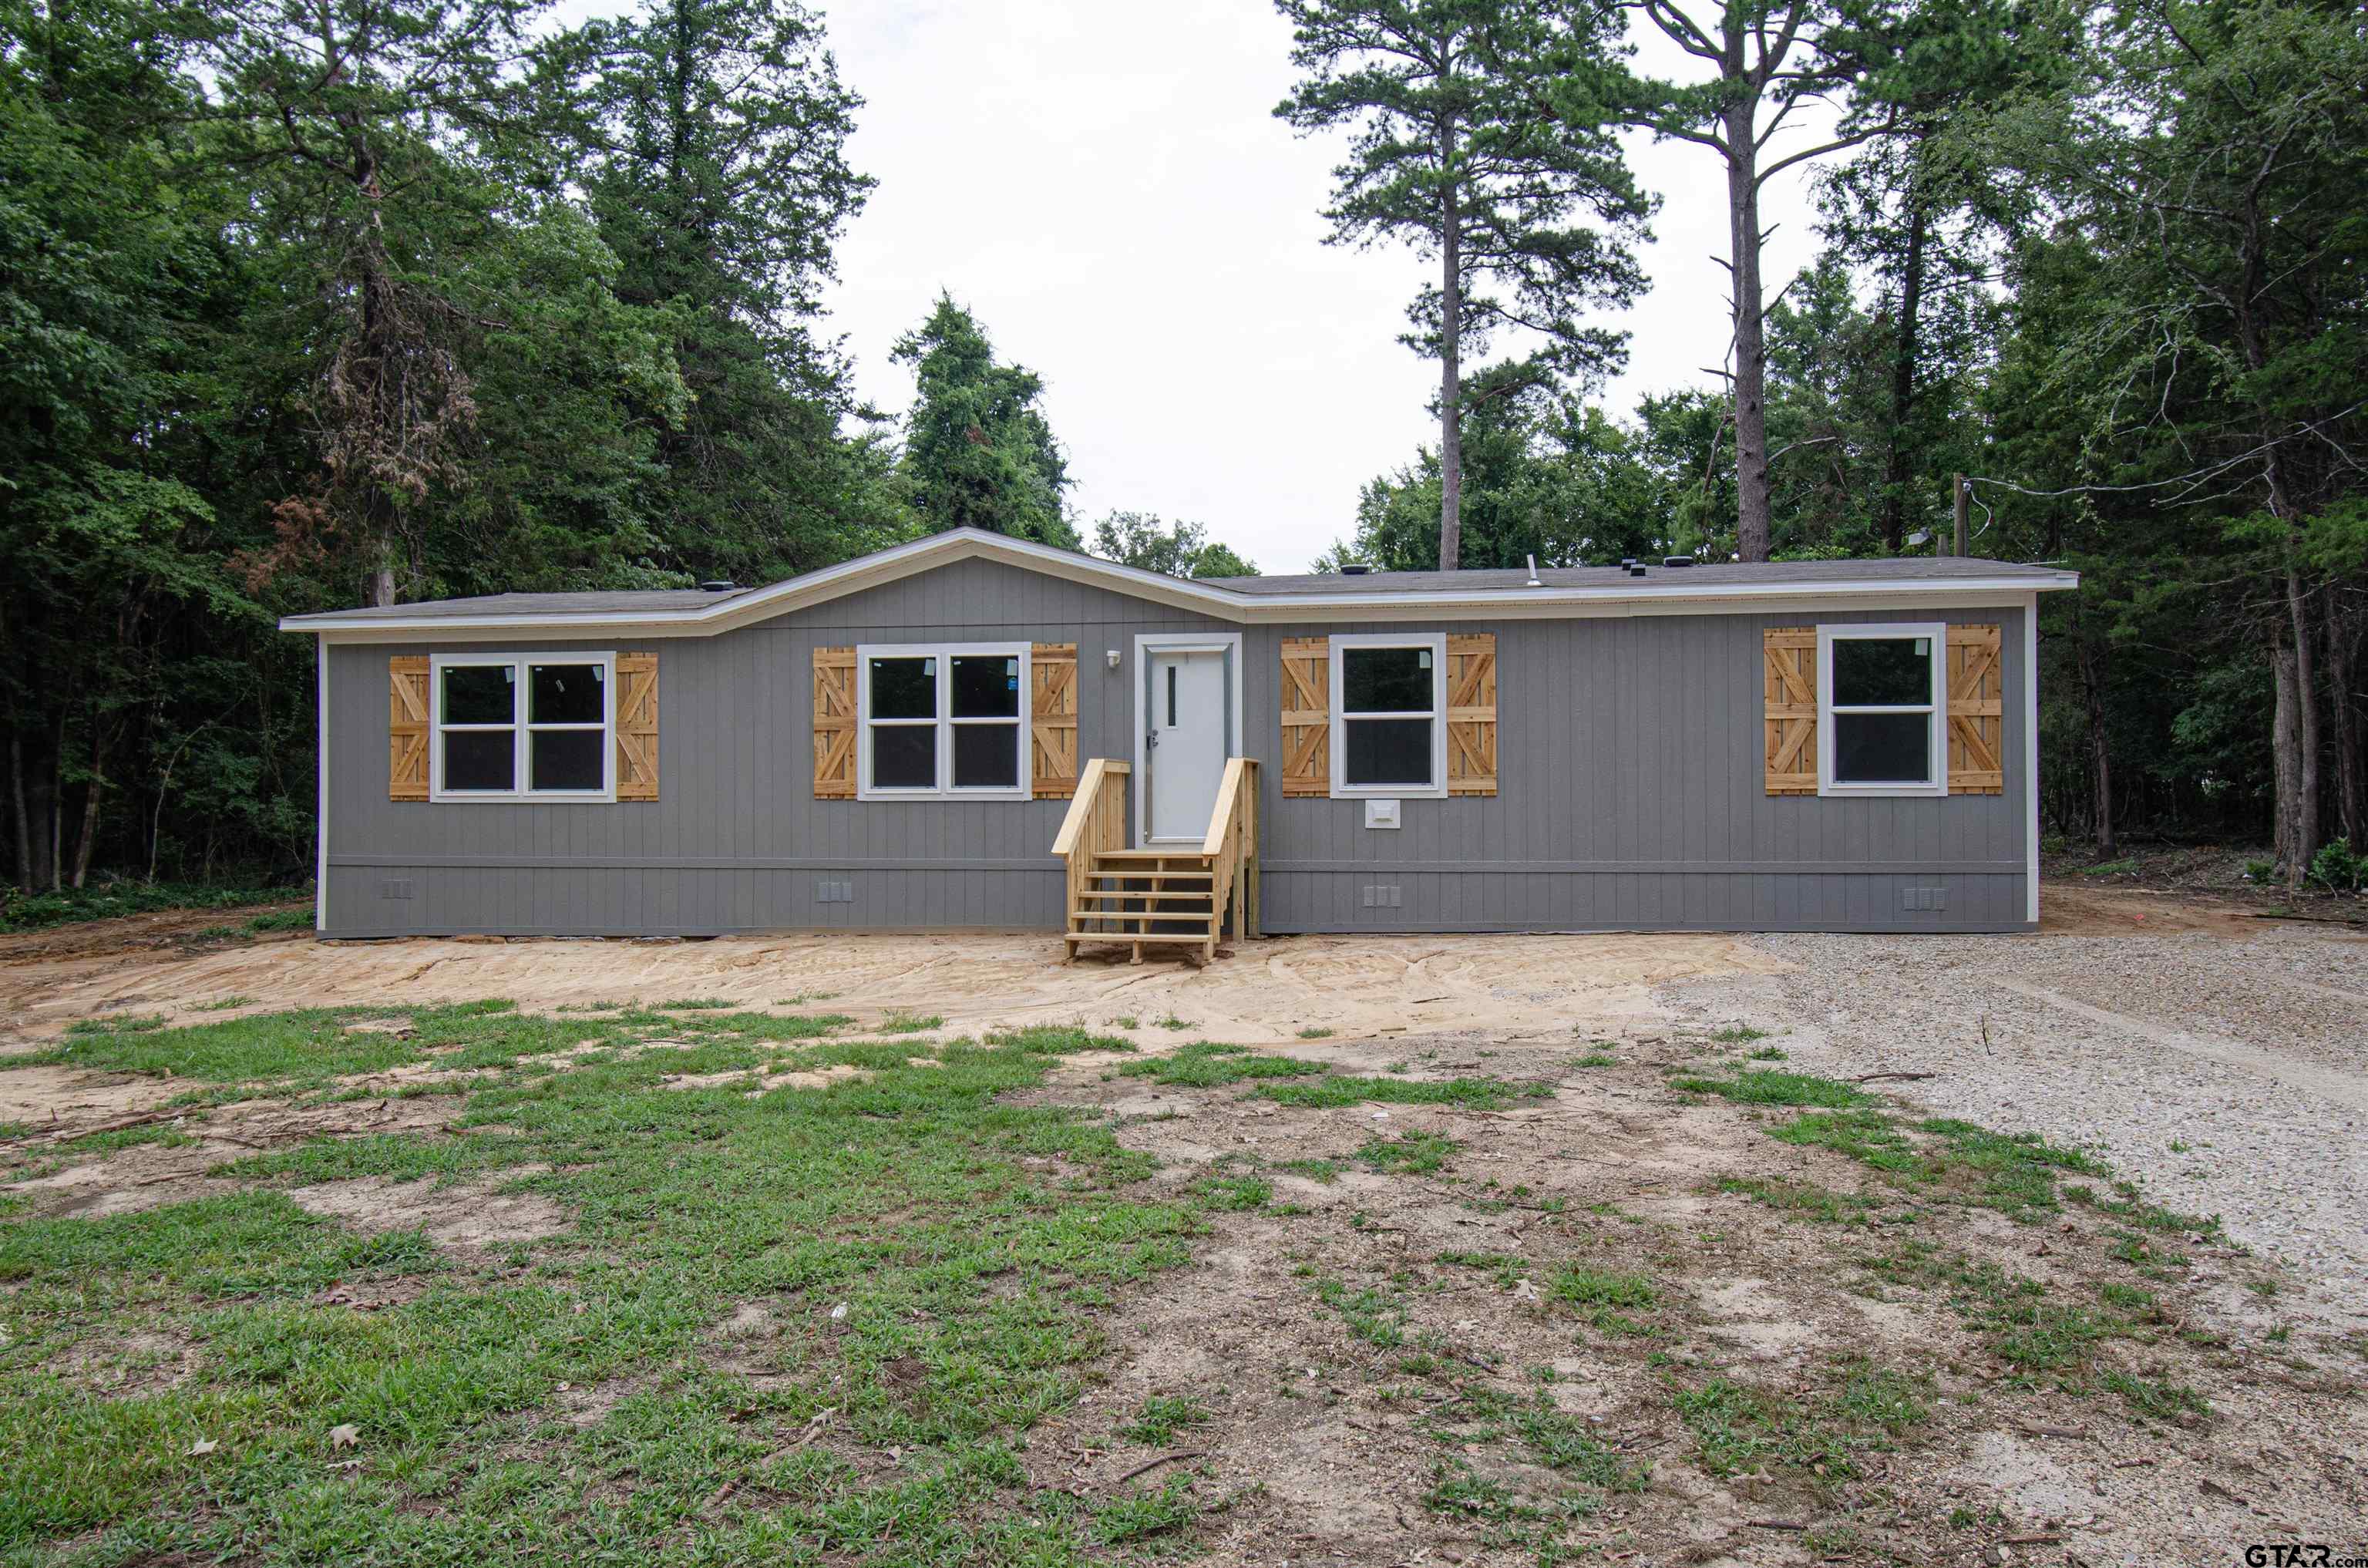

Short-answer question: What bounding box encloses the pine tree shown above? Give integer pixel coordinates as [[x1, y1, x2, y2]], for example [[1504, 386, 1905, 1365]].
[[892, 295, 1076, 549], [1276, 0, 1649, 570]]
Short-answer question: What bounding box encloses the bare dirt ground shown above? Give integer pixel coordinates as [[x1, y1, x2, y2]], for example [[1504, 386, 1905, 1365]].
[[0, 927, 1783, 1048], [5, 892, 2363, 1566]]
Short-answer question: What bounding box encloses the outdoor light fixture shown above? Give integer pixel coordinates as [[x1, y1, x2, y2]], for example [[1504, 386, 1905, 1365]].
[[1105, 649, 1122, 670]]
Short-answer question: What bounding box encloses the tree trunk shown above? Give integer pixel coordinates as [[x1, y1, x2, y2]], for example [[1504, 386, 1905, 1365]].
[[1724, 97, 1771, 563], [2076, 624, 2115, 860], [371, 565, 396, 607], [1436, 101, 1462, 573], [2281, 562, 2320, 887], [69, 724, 103, 891], [2329, 591, 2366, 848], [1877, 187, 1929, 555], [2272, 633, 2306, 883], [8, 732, 31, 893]]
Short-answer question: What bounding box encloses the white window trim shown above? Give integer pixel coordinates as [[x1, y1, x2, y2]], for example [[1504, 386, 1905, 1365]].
[[429, 651, 617, 803], [1329, 631, 1449, 800], [1132, 633, 1244, 846], [855, 641, 1032, 801], [1816, 623, 1948, 799]]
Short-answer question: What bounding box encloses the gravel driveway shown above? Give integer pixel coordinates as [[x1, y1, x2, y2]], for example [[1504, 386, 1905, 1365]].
[[1665, 904, 2368, 1327]]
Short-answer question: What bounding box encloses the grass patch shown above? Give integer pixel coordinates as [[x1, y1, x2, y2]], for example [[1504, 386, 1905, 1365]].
[[1276, 1158, 1342, 1184], [1117, 1395, 1211, 1446], [1673, 1359, 1929, 1480], [1356, 1131, 1461, 1175], [1716, 1175, 1882, 1225], [1192, 1174, 1272, 1212], [876, 1012, 944, 1035], [1550, 1267, 1658, 1336], [1670, 1068, 1873, 1109], [1117, 1042, 1327, 1089], [1313, 1277, 1408, 1347], [1708, 1024, 1769, 1044], [1259, 1074, 1539, 1111], [1295, 1026, 1334, 1040], [1575, 1052, 1617, 1068], [0, 883, 296, 934], [0, 1004, 1207, 1560]]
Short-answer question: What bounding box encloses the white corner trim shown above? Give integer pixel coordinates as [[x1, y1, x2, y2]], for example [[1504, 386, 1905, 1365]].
[[314, 639, 328, 933], [278, 527, 2086, 641], [426, 651, 618, 803], [1132, 633, 1245, 846], [1815, 623, 1949, 799], [2024, 593, 2041, 925], [1329, 632, 1451, 800]]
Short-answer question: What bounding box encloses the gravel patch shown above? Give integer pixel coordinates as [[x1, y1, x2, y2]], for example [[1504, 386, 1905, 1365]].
[[1663, 924, 2368, 1328]]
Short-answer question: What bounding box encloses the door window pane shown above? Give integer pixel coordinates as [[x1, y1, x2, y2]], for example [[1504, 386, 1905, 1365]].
[[870, 658, 936, 719], [1343, 646, 1432, 712], [871, 725, 936, 789], [442, 665, 515, 725], [1344, 718, 1433, 786], [444, 730, 515, 791], [530, 663, 604, 724], [530, 729, 604, 791], [1834, 712, 1932, 783], [953, 724, 1019, 788], [1833, 638, 1932, 706], [950, 655, 1019, 718]]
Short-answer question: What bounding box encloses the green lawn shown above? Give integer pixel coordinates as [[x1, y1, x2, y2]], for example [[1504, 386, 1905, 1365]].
[[0, 1004, 1226, 1565]]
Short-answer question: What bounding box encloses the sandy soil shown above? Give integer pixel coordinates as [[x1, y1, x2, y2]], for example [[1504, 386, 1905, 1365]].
[[0, 928, 1785, 1048]]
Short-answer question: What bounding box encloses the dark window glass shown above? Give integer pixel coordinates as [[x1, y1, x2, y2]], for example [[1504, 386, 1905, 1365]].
[[531, 729, 604, 791], [1166, 664, 1177, 726], [1832, 638, 1932, 707], [530, 663, 604, 725], [1343, 646, 1432, 712], [1834, 712, 1932, 783], [870, 658, 935, 719], [1344, 717, 1433, 786], [950, 654, 1019, 718], [442, 665, 515, 725], [443, 730, 515, 791], [954, 723, 1019, 787], [872, 725, 936, 789]]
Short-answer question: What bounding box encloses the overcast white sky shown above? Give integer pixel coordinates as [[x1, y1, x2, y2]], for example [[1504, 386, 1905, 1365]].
[[557, 0, 1844, 572]]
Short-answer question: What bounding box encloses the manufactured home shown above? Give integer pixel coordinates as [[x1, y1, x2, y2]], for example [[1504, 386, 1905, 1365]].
[[282, 529, 2078, 951]]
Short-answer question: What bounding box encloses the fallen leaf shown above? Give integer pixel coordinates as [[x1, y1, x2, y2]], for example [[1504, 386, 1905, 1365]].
[[329, 1424, 360, 1451], [188, 1438, 217, 1457]]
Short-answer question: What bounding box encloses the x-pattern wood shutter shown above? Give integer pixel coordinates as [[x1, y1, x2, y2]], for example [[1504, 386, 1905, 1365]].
[[1031, 643, 1078, 798], [389, 656, 429, 801], [1764, 628, 1818, 796], [813, 646, 856, 799], [1445, 633, 1497, 796], [614, 652, 658, 800], [1946, 623, 2004, 795], [1280, 637, 1330, 797]]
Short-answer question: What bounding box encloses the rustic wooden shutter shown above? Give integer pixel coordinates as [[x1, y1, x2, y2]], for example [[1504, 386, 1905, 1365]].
[[1946, 623, 2004, 795], [389, 656, 429, 802], [1445, 634, 1498, 796], [1763, 628, 1818, 796], [614, 652, 658, 800], [813, 646, 856, 799], [1030, 643, 1078, 798], [1280, 637, 1330, 797]]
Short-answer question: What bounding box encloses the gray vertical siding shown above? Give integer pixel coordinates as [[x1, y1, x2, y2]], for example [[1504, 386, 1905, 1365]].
[[321, 557, 2031, 936]]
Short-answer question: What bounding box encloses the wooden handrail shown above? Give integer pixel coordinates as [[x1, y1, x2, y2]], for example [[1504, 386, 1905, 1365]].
[[1199, 756, 1255, 856], [1052, 758, 1128, 856]]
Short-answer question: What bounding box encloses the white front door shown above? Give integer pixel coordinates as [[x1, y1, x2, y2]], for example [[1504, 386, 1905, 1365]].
[[1146, 650, 1229, 841]]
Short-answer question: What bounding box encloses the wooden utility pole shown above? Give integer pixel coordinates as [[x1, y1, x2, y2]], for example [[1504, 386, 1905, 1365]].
[[1952, 474, 1970, 557]]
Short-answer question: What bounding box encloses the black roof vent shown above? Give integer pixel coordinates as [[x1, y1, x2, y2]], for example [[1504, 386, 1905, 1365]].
[[1340, 564, 1371, 575], [1662, 556, 1695, 568], [1619, 557, 1636, 569], [698, 580, 739, 592], [1627, 564, 1648, 577]]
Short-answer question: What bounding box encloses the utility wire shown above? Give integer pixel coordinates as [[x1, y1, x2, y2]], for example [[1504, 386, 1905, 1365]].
[[1959, 402, 2363, 502]]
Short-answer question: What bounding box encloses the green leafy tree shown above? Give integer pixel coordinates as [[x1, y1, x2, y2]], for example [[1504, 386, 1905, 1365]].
[[893, 294, 1075, 548], [1090, 513, 1258, 578], [557, 0, 901, 584], [1276, 0, 1650, 570]]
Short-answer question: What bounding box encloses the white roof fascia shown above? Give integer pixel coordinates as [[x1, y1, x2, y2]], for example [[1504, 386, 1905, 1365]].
[[281, 529, 2080, 641]]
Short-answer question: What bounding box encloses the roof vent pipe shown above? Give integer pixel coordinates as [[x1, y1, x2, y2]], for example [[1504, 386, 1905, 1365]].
[[1525, 554, 1542, 587], [1662, 556, 1695, 568], [1340, 564, 1371, 575], [698, 580, 739, 592], [1628, 564, 1648, 577]]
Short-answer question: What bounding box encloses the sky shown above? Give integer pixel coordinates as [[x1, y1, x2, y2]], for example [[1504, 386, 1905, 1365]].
[[557, 0, 1846, 573]]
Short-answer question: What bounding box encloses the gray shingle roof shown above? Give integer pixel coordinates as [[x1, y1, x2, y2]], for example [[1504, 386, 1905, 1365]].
[[296, 587, 756, 621], [1196, 556, 2065, 596]]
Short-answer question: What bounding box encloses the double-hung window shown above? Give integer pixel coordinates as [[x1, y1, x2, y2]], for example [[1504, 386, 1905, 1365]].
[[1817, 624, 1946, 797], [430, 652, 614, 801], [1330, 633, 1448, 799], [856, 643, 1031, 799]]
